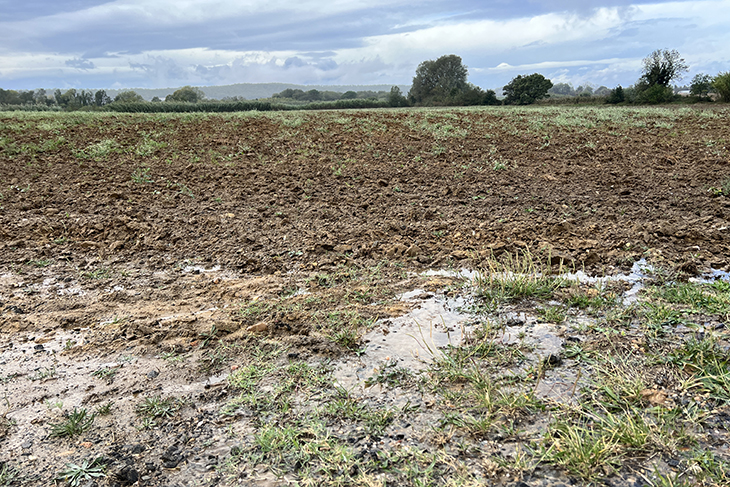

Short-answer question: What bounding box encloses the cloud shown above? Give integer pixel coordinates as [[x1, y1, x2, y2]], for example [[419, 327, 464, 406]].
[[65, 58, 96, 70], [1, 1, 730, 90]]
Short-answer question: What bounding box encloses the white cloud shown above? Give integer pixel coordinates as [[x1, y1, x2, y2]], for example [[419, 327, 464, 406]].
[[337, 7, 626, 64], [2, 0, 730, 89]]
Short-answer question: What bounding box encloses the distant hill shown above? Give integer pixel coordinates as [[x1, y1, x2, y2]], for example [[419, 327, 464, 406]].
[[101, 83, 411, 101]]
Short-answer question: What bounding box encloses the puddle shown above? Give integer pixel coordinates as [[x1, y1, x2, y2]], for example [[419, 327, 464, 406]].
[[560, 258, 654, 305], [495, 321, 563, 358], [334, 290, 473, 390], [334, 261, 661, 398], [364, 290, 470, 366], [182, 265, 221, 274], [421, 268, 478, 280]]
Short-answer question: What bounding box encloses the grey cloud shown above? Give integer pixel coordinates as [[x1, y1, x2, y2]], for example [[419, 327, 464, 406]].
[[65, 58, 95, 69], [284, 57, 307, 68], [129, 56, 189, 84]]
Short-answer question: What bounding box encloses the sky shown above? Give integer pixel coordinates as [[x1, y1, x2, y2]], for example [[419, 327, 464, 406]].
[[1, 0, 729, 92]]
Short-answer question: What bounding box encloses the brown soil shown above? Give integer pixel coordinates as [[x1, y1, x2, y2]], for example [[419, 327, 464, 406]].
[[2, 107, 729, 274], [1, 106, 729, 486]]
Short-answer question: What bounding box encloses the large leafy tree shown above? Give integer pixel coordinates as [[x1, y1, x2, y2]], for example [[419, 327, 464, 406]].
[[94, 90, 111, 106], [640, 49, 688, 88], [713, 72, 730, 102], [690, 74, 714, 100], [502, 74, 553, 105], [165, 86, 205, 103], [114, 90, 144, 103], [408, 54, 468, 104]]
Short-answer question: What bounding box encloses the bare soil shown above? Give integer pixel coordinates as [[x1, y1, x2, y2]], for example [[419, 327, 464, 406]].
[[1, 106, 729, 486]]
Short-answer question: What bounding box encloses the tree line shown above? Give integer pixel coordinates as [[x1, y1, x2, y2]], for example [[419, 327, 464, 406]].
[[1, 50, 728, 112]]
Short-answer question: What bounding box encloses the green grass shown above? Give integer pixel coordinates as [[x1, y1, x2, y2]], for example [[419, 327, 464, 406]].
[[0, 463, 18, 487], [135, 396, 180, 424], [56, 458, 105, 486], [666, 336, 730, 402], [474, 250, 569, 309], [49, 408, 95, 438]]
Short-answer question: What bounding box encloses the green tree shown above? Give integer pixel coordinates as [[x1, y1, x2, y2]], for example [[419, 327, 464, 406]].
[[457, 85, 499, 106], [549, 83, 575, 96], [502, 73, 553, 105], [0, 88, 22, 105], [114, 90, 144, 103], [636, 84, 674, 104], [340, 91, 357, 100], [713, 72, 730, 102], [387, 86, 408, 107], [301, 89, 322, 101], [605, 85, 625, 104], [55, 89, 78, 107], [640, 49, 688, 88], [94, 90, 111, 106], [408, 54, 468, 104], [690, 73, 714, 100], [165, 86, 205, 103]]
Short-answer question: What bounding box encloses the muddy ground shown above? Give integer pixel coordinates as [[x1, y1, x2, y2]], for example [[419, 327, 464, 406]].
[[1, 106, 729, 486]]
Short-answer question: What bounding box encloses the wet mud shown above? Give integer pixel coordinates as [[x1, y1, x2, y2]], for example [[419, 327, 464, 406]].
[[1, 106, 730, 486]]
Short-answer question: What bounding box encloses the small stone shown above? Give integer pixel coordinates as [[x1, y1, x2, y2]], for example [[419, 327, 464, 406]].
[[109, 240, 125, 251], [246, 322, 268, 333], [545, 354, 562, 366], [641, 388, 667, 406], [451, 250, 469, 260], [385, 244, 408, 258], [405, 245, 421, 258], [147, 370, 159, 379]]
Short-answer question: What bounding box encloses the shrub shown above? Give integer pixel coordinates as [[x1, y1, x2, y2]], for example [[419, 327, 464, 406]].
[[690, 73, 714, 100], [713, 72, 730, 102], [605, 86, 625, 104], [637, 84, 674, 104], [503, 73, 553, 105]]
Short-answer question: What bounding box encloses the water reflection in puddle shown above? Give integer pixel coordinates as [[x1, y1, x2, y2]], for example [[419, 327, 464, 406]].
[[334, 290, 472, 390], [334, 261, 659, 396]]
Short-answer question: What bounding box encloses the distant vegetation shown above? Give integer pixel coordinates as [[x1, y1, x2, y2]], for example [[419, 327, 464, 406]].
[[1, 49, 728, 112]]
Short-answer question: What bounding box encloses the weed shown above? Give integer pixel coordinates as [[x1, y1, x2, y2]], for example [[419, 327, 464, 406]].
[[29, 366, 56, 381], [538, 419, 622, 481], [160, 351, 185, 363], [666, 336, 730, 402], [74, 139, 118, 160], [56, 458, 105, 486], [474, 250, 568, 308], [0, 463, 18, 486], [562, 285, 619, 315], [135, 136, 167, 156], [49, 408, 95, 438], [364, 360, 415, 388], [131, 166, 154, 183], [330, 327, 361, 350], [95, 401, 114, 416], [81, 267, 110, 280], [539, 305, 566, 323], [45, 399, 63, 410], [492, 158, 508, 170], [136, 396, 179, 421]]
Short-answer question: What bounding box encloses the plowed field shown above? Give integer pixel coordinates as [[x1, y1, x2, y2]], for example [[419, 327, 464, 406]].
[[1, 106, 729, 487]]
